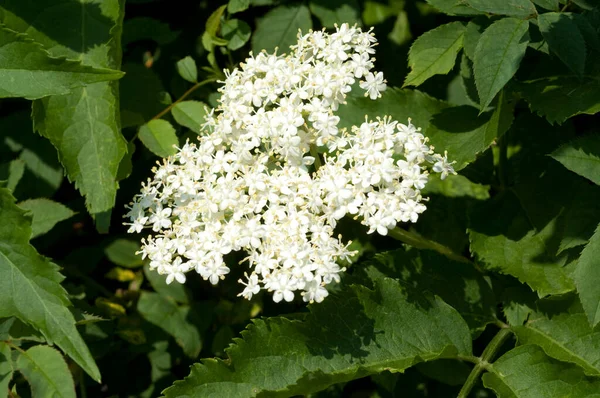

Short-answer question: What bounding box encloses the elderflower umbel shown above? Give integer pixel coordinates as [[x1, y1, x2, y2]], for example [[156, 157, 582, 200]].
[[125, 24, 455, 304]]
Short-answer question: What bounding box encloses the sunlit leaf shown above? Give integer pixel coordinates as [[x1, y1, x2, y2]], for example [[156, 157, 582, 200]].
[[474, 18, 529, 110], [252, 5, 312, 53], [138, 119, 179, 158], [164, 266, 471, 396], [404, 22, 466, 87], [16, 345, 76, 398], [0, 188, 99, 381]]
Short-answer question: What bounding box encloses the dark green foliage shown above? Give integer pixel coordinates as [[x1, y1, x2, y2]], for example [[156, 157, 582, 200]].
[[0, 0, 599, 397]]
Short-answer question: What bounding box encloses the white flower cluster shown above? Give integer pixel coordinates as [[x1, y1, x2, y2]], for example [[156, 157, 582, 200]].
[[125, 24, 455, 304]]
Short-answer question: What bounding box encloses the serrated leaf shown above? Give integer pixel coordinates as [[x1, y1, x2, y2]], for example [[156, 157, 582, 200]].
[[474, 18, 529, 110], [221, 19, 251, 51], [404, 22, 466, 87], [424, 0, 482, 16], [518, 75, 600, 124], [460, 53, 481, 105], [144, 265, 189, 304], [17, 345, 75, 398], [228, 0, 250, 14], [137, 292, 202, 358], [105, 239, 143, 268], [483, 345, 600, 397], [467, 0, 536, 18], [427, 90, 515, 170], [469, 191, 575, 297], [176, 56, 198, 83], [513, 310, 600, 376], [164, 269, 471, 397], [0, 28, 123, 100], [551, 135, 600, 185], [4, 0, 129, 216], [171, 101, 208, 133], [575, 225, 600, 327], [572, 14, 600, 52], [0, 342, 13, 395], [18, 199, 76, 239], [252, 4, 312, 54], [364, 250, 496, 335], [309, 0, 361, 28], [463, 17, 495, 61], [0, 189, 99, 381], [138, 119, 179, 157], [538, 12, 586, 76], [532, 0, 559, 10]]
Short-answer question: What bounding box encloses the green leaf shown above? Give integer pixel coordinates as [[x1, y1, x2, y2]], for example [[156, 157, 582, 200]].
[[164, 269, 471, 396], [483, 345, 600, 397], [137, 292, 202, 358], [176, 56, 198, 83], [171, 101, 208, 133], [138, 119, 179, 158], [551, 135, 600, 185], [0, 111, 64, 199], [228, 0, 250, 14], [538, 12, 586, 76], [473, 17, 529, 110], [144, 264, 189, 304], [0, 342, 13, 395], [532, 0, 559, 10], [388, 11, 412, 46], [0, 28, 123, 100], [18, 199, 76, 239], [518, 75, 600, 124], [116, 141, 136, 181], [252, 4, 312, 54], [362, 1, 396, 25], [364, 250, 497, 335], [123, 17, 180, 46], [403, 22, 466, 87], [17, 345, 75, 398], [424, 0, 482, 16], [460, 53, 481, 105], [469, 191, 575, 297], [105, 239, 143, 268], [575, 225, 600, 327], [513, 310, 600, 376], [427, 89, 515, 170], [7, 0, 129, 216], [206, 5, 227, 38], [221, 19, 251, 51], [1, 159, 25, 192], [463, 17, 496, 61], [467, 0, 537, 18], [309, 0, 361, 28], [339, 87, 511, 171], [0, 189, 99, 381]]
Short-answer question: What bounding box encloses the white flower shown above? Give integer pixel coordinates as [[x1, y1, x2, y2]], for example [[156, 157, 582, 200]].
[[360, 72, 387, 99], [125, 23, 454, 304]]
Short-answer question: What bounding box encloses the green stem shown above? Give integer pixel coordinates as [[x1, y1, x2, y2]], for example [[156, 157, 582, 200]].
[[152, 78, 217, 121], [79, 369, 88, 398], [129, 78, 218, 144], [457, 328, 512, 398], [387, 227, 475, 266]]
